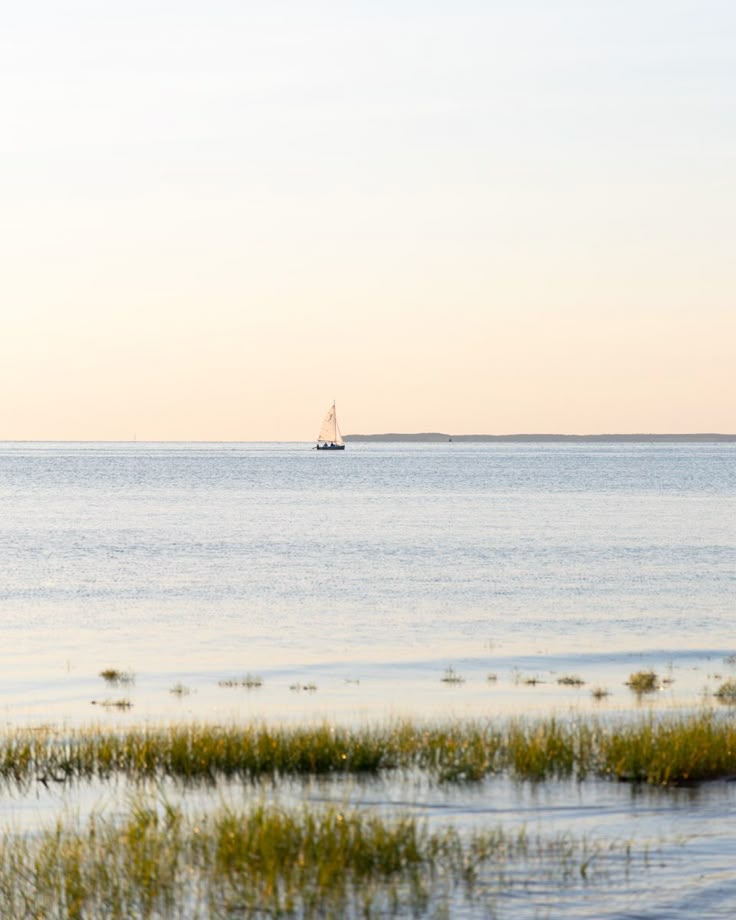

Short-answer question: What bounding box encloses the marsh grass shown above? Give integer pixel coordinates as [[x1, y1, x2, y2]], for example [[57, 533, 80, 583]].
[[557, 676, 585, 687], [99, 669, 135, 686], [0, 799, 635, 919], [218, 674, 263, 689], [591, 687, 610, 700], [0, 712, 733, 788], [626, 671, 659, 694], [714, 679, 736, 703], [597, 715, 736, 784], [441, 667, 465, 684], [169, 683, 190, 697]]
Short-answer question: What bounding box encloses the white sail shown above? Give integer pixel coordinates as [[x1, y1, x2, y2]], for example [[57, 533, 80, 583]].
[[317, 403, 344, 445]]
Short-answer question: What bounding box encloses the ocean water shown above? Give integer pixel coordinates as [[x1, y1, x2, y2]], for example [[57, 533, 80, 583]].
[[1, 440, 735, 918], [0, 440, 733, 724]]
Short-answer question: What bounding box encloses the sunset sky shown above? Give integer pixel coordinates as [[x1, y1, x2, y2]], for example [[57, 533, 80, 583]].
[[2, 1, 734, 439]]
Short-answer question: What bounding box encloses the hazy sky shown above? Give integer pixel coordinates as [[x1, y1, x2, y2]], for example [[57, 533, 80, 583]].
[[2, 1, 734, 439]]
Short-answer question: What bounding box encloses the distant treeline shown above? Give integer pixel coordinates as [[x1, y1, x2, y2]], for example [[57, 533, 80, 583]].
[[345, 433, 736, 443]]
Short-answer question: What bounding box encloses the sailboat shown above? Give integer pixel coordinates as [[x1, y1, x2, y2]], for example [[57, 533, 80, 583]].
[[315, 402, 345, 450]]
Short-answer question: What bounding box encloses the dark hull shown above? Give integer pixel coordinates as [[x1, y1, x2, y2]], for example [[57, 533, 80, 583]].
[[316, 443, 345, 450]]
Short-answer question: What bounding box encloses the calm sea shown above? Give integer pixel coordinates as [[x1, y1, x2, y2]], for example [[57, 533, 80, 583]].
[[1, 441, 735, 918], [0, 440, 734, 723]]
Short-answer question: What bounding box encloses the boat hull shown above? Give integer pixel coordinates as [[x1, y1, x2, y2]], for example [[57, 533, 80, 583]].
[[316, 443, 345, 450]]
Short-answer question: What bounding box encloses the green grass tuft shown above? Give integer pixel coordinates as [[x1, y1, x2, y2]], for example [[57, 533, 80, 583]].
[[99, 669, 135, 686], [625, 671, 659, 694], [557, 675, 585, 687], [714, 679, 736, 703]]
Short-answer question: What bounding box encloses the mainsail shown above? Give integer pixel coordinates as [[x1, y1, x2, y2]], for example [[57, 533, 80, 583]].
[[317, 403, 344, 445]]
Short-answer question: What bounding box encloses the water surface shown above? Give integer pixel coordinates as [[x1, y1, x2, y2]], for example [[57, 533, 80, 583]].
[[1, 441, 734, 917]]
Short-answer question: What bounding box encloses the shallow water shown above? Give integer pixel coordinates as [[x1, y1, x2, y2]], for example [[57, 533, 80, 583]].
[[0, 440, 735, 917], [4, 769, 735, 919]]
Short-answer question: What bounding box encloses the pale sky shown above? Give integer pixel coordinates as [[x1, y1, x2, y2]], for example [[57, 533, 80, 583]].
[[2, 1, 734, 439]]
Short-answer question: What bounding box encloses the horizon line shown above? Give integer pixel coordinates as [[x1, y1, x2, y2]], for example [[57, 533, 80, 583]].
[[0, 432, 734, 444]]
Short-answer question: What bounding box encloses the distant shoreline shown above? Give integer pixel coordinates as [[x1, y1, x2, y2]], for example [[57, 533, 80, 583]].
[[345, 433, 736, 443]]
